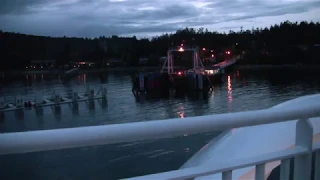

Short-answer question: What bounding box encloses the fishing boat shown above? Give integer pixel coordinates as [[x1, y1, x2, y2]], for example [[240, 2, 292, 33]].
[[132, 45, 223, 96]]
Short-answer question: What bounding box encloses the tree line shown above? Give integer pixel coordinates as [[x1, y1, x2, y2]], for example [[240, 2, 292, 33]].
[[0, 20, 319, 70]]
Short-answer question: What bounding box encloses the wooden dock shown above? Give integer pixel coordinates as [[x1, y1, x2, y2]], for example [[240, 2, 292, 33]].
[[0, 86, 107, 113]]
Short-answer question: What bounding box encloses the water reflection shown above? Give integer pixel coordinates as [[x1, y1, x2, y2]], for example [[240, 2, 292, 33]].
[[88, 100, 95, 116], [1, 70, 320, 180], [78, 74, 87, 85], [72, 103, 79, 117], [35, 107, 44, 127], [62, 80, 73, 97], [135, 93, 147, 103], [98, 73, 108, 83], [35, 107, 43, 116], [227, 75, 233, 112], [100, 98, 108, 109], [53, 105, 62, 120], [0, 112, 4, 121], [14, 109, 24, 121], [177, 104, 185, 118]]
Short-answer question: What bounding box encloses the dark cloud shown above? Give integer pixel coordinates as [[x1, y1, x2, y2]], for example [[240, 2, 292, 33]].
[[0, 0, 100, 15], [216, 0, 320, 22], [0, 0, 49, 14], [75, 23, 180, 38], [132, 4, 199, 21], [0, 0, 319, 37]]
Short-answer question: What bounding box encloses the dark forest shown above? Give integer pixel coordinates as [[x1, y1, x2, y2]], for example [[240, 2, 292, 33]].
[[0, 20, 320, 70]]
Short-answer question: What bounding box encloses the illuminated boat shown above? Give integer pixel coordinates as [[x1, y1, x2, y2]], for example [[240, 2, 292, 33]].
[[132, 45, 223, 96]]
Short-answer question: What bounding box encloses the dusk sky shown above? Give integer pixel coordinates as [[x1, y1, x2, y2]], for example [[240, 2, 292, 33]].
[[1, 0, 320, 38]]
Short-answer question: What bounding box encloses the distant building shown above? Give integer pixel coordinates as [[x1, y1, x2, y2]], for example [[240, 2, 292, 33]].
[[29, 59, 56, 69]]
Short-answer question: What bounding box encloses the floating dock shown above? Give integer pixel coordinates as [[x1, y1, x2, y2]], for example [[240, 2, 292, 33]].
[[0, 86, 107, 113]]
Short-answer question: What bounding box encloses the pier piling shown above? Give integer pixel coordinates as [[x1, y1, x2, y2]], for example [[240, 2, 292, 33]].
[[15, 96, 23, 107], [102, 88, 107, 98], [54, 94, 61, 104], [0, 98, 5, 109], [89, 89, 94, 99], [73, 92, 79, 102]]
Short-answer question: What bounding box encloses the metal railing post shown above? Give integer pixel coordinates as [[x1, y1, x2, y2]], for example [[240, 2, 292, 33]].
[[315, 151, 320, 180], [293, 119, 313, 180], [280, 158, 290, 180], [255, 164, 265, 180], [222, 170, 232, 180]]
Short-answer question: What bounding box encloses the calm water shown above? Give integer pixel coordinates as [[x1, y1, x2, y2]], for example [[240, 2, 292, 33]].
[[0, 68, 320, 180]]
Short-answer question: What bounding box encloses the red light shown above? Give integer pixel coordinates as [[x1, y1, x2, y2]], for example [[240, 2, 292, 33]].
[[178, 71, 182, 75], [202, 48, 206, 51], [226, 51, 231, 55], [181, 43, 184, 46]]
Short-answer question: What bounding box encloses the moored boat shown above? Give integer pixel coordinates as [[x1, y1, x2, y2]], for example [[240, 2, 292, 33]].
[[132, 45, 223, 96]]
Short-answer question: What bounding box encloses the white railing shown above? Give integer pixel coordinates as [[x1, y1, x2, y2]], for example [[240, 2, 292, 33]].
[[1, 95, 320, 180]]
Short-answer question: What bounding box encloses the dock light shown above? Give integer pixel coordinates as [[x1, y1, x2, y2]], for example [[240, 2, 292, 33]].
[[226, 51, 231, 55], [202, 48, 206, 51], [181, 43, 184, 46], [178, 71, 182, 75], [178, 47, 184, 52], [211, 54, 214, 57]]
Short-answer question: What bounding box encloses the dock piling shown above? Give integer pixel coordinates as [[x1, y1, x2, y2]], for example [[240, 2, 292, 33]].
[[198, 74, 203, 90], [73, 92, 79, 102], [54, 94, 61, 104], [0, 98, 4, 109], [15, 96, 23, 107], [35, 94, 42, 105], [139, 72, 144, 92], [89, 89, 94, 99], [101, 88, 107, 98]]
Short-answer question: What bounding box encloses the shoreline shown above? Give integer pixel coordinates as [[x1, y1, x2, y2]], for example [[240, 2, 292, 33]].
[[1, 66, 161, 76], [2, 64, 320, 76], [235, 64, 320, 70]]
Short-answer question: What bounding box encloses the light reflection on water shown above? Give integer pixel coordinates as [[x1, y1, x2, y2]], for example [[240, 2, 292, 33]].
[[0, 69, 320, 180], [228, 75, 233, 111]]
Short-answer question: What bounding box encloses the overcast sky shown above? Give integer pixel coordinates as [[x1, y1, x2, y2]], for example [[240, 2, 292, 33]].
[[0, 0, 320, 38]]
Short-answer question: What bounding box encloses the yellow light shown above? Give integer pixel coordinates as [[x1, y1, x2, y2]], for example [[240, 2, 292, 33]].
[[178, 47, 184, 52]]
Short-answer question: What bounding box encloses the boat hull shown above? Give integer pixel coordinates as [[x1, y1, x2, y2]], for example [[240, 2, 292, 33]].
[[132, 72, 223, 96]]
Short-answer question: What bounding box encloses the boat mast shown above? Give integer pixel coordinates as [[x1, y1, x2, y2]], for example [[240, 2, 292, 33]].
[[160, 46, 205, 75]]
